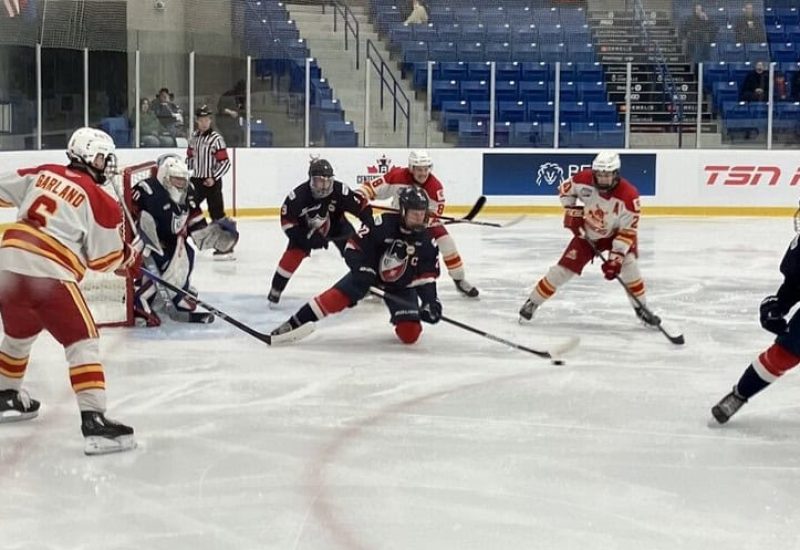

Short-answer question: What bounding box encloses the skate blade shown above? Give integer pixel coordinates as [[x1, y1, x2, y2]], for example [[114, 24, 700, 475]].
[[0, 410, 39, 424], [270, 322, 315, 345], [212, 253, 237, 262], [84, 434, 138, 456]]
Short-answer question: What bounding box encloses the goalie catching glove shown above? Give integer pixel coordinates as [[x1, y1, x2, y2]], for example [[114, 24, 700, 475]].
[[191, 217, 239, 253]]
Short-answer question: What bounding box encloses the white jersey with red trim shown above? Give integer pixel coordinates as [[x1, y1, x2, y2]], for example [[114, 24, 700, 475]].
[[359, 166, 446, 217], [559, 169, 641, 255], [0, 164, 126, 282]]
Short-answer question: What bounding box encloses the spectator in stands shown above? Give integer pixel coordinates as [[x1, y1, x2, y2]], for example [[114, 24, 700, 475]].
[[131, 98, 166, 148], [216, 80, 245, 148], [740, 61, 769, 102], [774, 71, 788, 101], [791, 71, 800, 101], [152, 87, 184, 138], [404, 0, 428, 25], [683, 4, 716, 64], [733, 3, 765, 44]]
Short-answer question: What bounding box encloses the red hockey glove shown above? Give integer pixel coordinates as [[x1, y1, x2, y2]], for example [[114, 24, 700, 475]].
[[601, 252, 624, 280], [115, 236, 144, 277], [563, 206, 584, 237], [354, 189, 370, 211]]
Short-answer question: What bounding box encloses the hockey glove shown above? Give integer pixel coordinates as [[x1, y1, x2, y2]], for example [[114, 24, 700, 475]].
[[563, 206, 584, 237], [420, 299, 442, 324], [116, 235, 144, 277], [601, 252, 624, 280], [760, 295, 788, 335]]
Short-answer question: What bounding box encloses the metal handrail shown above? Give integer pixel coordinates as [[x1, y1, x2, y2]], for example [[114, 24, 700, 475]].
[[330, 0, 360, 70], [632, 0, 686, 144], [366, 39, 411, 146]]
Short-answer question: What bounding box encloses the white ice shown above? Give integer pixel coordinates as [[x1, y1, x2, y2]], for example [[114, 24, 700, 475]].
[[2, 215, 800, 550]]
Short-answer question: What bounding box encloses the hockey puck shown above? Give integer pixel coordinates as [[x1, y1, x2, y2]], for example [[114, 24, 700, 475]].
[[551, 359, 565, 366]]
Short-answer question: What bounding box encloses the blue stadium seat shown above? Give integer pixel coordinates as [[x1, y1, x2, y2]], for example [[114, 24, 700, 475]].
[[712, 81, 739, 107], [324, 120, 358, 147], [559, 101, 586, 122], [250, 119, 273, 147], [99, 117, 130, 148], [440, 61, 468, 81], [511, 43, 541, 62], [466, 61, 491, 80], [496, 61, 521, 81], [577, 81, 606, 102], [527, 101, 556, 122], [440, 100, 470, 131], [457, 118, 489, 147], [495, 80, 519, 101], [518, 80, 550, 102], [494, 121, 512, 147], [431, 80, 460, 111], [772, 42, 799, 62], [521, 62, 549, 81], [486, 42, 513, 62], [498, 101, 526, 122], [559, 81, 578, 101], [587, 102, 618, 123], [575, 62, 604, 82], [429, 41, 458, 62], [457, 42, 486, 62], [461, 80, 490, 102]]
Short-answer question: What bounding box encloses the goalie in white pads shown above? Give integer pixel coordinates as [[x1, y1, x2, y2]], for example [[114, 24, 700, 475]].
[[0, 127, 138, 455], [519, 151, 660, 327], [132, 154, 239, 326]]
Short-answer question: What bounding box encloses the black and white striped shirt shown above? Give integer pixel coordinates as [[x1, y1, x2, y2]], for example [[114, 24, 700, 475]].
[[187, 129, 231, 180]]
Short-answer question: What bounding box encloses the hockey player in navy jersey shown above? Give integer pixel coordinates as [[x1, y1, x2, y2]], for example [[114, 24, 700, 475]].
[[267, 157, 374, 305], [270, 186, 442, 344], [712, 212, 800, 423], [132, 154, 238, 326]]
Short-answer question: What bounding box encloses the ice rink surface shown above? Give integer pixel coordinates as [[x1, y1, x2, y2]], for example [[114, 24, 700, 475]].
[[2, 214, 800, 550]]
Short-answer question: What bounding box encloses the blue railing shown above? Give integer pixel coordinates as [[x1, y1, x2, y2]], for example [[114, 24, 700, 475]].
[[366, 39, 411, 146]]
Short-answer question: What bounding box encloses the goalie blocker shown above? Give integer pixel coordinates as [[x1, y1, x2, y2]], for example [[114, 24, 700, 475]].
[[131, 155, 239, 326]]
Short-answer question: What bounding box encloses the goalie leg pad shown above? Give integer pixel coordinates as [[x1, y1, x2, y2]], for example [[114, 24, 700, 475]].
[[395, 321, 422, 344]]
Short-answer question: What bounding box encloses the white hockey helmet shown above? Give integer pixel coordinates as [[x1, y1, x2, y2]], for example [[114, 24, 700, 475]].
[[408, 150, 433, 168], [67, 127, 116, 182], [157, 154, 191, 204], [592, 151, 621, 173], [592, 151, 621, 191]]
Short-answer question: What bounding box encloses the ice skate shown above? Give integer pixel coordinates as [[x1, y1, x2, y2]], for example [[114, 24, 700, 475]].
[[454, 279, 479, 298], [269, 319, 315, 344], [212, 249, 236, 261], [81, 411, 137, 455], [268, 288, 281, 307], [711, 388, 748, 424], [519, 299, 539, 322], [0, 389, 40, 423]]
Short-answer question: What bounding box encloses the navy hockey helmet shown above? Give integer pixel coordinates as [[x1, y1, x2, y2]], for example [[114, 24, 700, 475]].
[[398, 186, 430, 232], [308, 158, 334, 199]]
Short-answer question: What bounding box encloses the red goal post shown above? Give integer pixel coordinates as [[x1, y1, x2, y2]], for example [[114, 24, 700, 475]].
[[79, 161, 156, 328]]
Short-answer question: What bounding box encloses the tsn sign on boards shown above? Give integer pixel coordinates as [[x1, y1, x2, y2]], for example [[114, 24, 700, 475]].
[[704, 165, 800, 187]]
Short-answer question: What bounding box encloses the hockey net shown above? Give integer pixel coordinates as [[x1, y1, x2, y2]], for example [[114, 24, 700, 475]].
[[79, 162, 155, 328]]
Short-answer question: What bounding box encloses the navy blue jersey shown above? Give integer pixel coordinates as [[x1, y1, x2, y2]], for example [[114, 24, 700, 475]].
[[132, 176, 206, 261], [280, 179, 370, 243], [344, 213, 440, 293], [776, 234, 800, 309]]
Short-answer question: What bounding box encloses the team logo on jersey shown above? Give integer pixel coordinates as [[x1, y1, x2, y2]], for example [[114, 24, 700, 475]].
[[379, 239, 410, 283], [306, 213, 331, 237], [536, 162, 564, 187], [357, 155, 394, 184]]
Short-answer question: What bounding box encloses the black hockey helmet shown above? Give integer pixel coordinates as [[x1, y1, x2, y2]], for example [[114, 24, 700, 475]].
[[309, 158, 334, 178], [308, 158, 334, 199], [398, 186, 430, 232]]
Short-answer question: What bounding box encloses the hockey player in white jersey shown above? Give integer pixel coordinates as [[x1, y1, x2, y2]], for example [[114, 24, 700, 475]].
[[519, 151, 660, 327], [0, 127, 139, 455]]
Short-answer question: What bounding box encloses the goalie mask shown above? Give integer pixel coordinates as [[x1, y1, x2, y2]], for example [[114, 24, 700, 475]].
[[308, 158, 334, 199], [398, 186, 430, 233], [157, 155, 191, 204], [592, 151, 621, 192], [66, 127, 117, 184]]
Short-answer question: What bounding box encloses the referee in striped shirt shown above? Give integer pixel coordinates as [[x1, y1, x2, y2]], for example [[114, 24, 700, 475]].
[[187, 105, 231, 224]]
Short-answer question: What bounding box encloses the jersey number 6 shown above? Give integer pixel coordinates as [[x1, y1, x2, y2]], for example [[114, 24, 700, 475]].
[[27, 195, 58, 227]]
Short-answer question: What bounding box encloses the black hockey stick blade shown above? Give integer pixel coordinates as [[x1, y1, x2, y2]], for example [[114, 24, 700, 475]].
[[461, 195, 487, 221], [445, 214, 527, 228], [369, 287, 579, 361], [590, 243, 685, 346], [139, 267, 313, 345]]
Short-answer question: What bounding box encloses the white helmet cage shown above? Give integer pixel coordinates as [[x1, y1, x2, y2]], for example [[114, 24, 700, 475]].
[[157, 154, 192, 204]]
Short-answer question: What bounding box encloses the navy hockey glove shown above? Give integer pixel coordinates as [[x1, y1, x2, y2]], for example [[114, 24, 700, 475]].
[[420, 299, 442, 324], [760, 295, 788, 335]]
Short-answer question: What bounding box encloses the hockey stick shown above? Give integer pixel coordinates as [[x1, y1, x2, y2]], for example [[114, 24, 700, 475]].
[[139, 267, 313, 345], [369, 287, 579, 363], [589, 242, 685, 346], [369, 195, 501, 227]]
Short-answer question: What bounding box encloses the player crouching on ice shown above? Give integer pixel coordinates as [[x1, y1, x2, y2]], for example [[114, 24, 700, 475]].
[[519, 151, 660, 327], [132, 154, 238, 326], [270, 186, 443, 344]]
